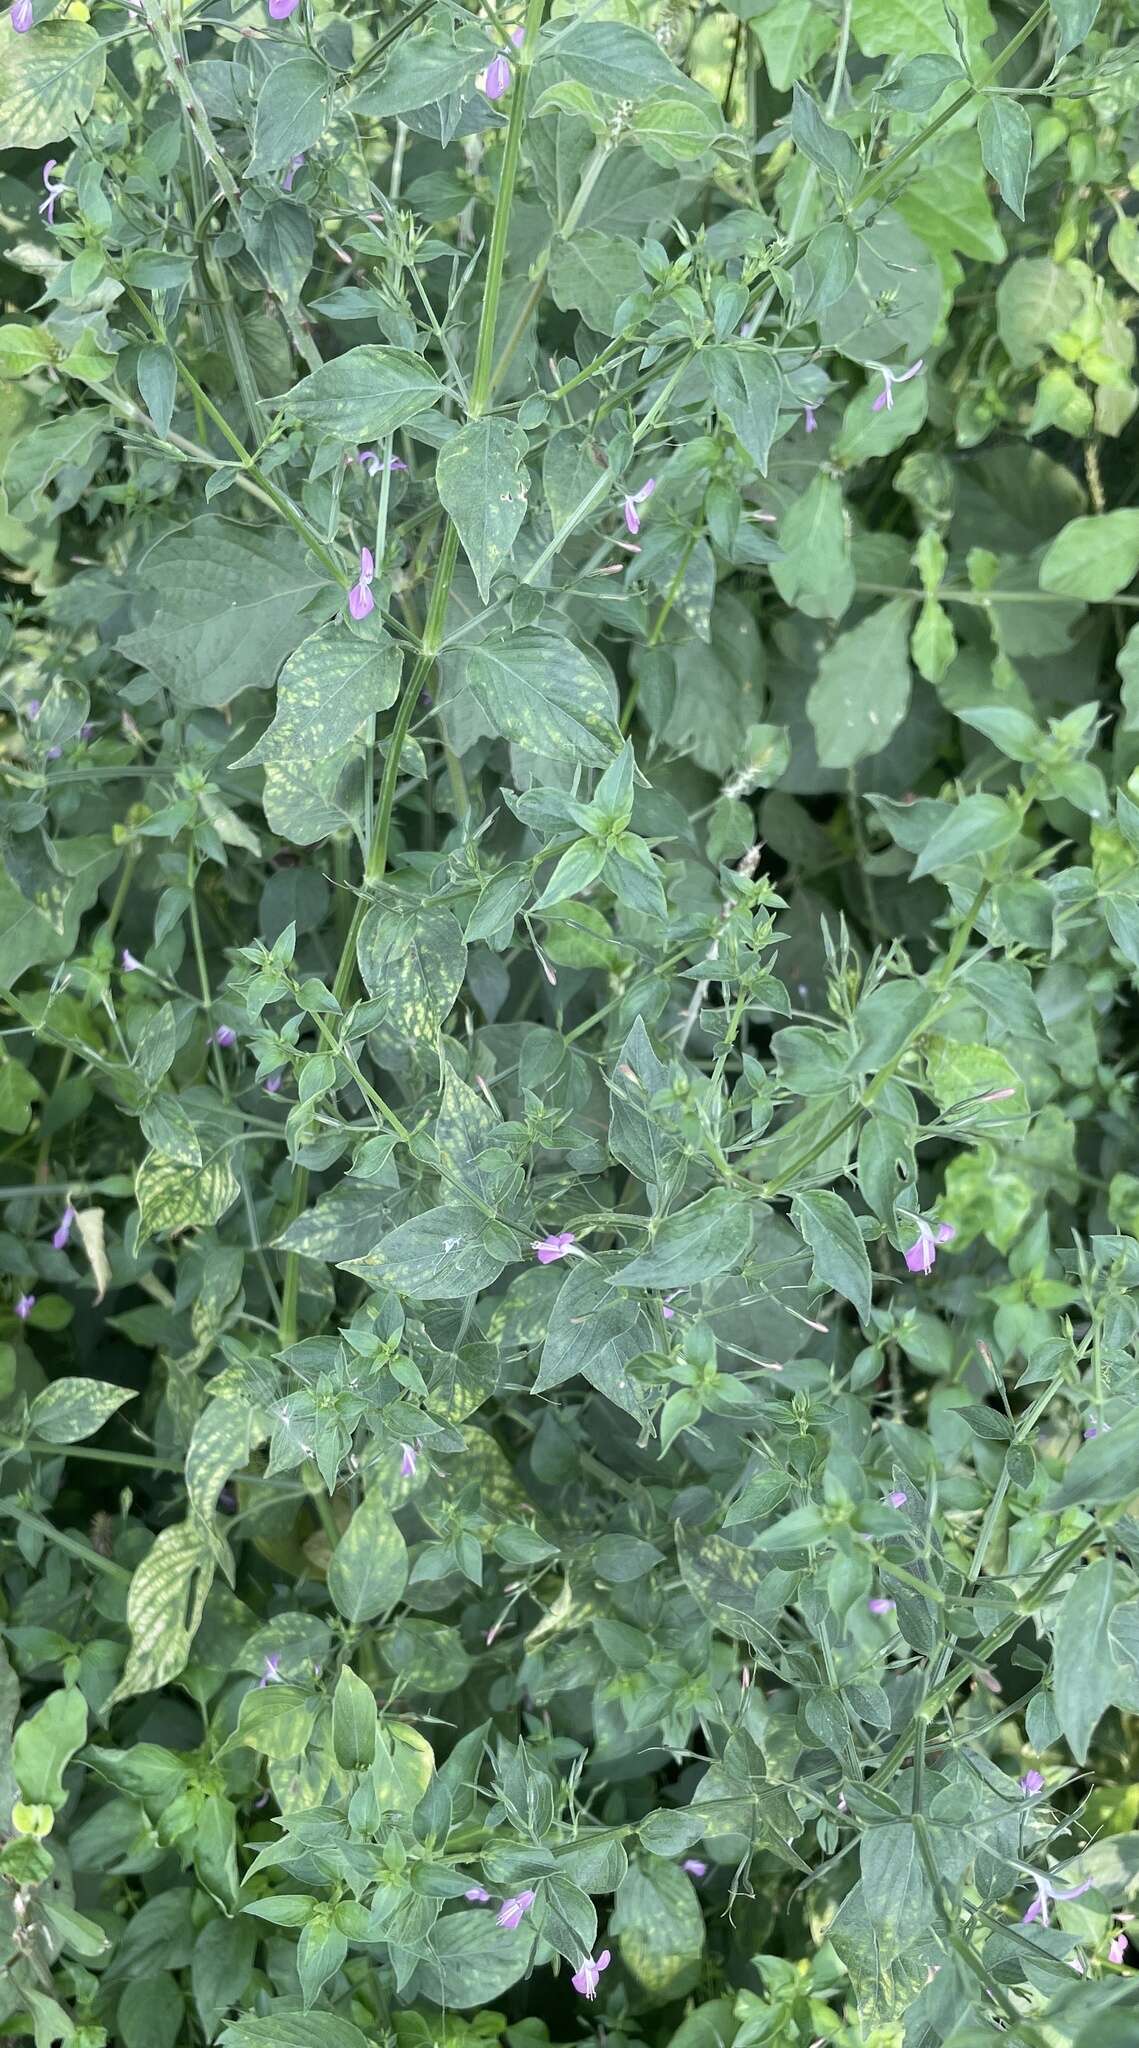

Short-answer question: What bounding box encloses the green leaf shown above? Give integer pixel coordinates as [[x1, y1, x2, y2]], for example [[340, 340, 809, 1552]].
[[613, 1855, 705, 1997], [1053, 1558, 1118, 1764], [356, 904, 467, 1040], [546, 18, 689, 100], [331, 1664, 379, 1767], [118, 519, 329, 709], [807, 599, 912, 768], [221, 2018, 372, 2048], [704, 343, 782, 477], [791, 1190, 872, 1323], [350, 17, 489, 117], [790, 83, 860, 195], [327, 1486, 409, 1623], [114, 1522, 216, 1703], [12, 1687, 87, 1806], [852, 0, 994, 61], [436, 417, 529, 602], [632, 90, 723, 166], [0, 323, 56, 378], [977, 97, 1031, 219], [995, 257, 1084, 368], [608, 1016, 685, 1191], [239, 626, 401, 767], [1049, 0, 1100, 58], [910, 794, 1019, 878], [135, 1152, 240, 1243], [860, 1825, 932, 1960], [137, 344, 177, 439], [0, 21, 106, 148], [409, 1913, 536, 2009], [28, 1377, 135, 1444], [535, 1255, 650, 1420], [1040, 511, 1139, 602], [621, 1190, 753, 1286], [277, 346, 443, 443], [249, 54, 329, 177], [548, 231, 646, 335], [753, 0, 835, 91], [770, 471, 854, 621], [343, 1204, 519, 1300], [466, 632, 621, 766], [1050, 1410, 1139, 1510]]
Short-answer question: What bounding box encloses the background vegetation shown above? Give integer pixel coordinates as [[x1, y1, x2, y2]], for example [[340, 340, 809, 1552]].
[[3, 0, 1139, 2043]]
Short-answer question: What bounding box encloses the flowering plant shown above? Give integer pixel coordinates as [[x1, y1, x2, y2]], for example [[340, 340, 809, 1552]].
[[2, 0, 1139, 2044]]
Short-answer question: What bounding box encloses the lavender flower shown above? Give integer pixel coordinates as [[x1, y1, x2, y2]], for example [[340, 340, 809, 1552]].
[[482, 24, 524, 100], [264, 1071, 283, 1094], [15, 1294, 35, 1321], [804, 403, 818, 433], [496, 1889, 535, 1930], [281, 153, 305, 192], [1023, 1873, 1093, 1927], [400, 1442, 418, 1479], [10, 0, 32, 29], [1019, 1769, 1045, 1797], [871, 358, 925, 413], [661, 1291, 681, 1320], [38, 159, 66, 227], [268, 0, 299, 17], [121, 948, 142, 973], [348, 545, 375, 622], [904, 1219, 955, 1275], [682, 1858, 707, 1877], [257, 1653, 282, 1688], [52, 1204, 76, 1251], [571, 1948, 611, 1999], [464, 1884, 490, 1903], [26, 699, 41, 719], [868, 1596, 895, 1616], [1109, 1930, 1129, 1964], [885, 1488, 908, 1509], [532, 1230, 577, 1265], [623, 478, 656, 536], [211, 1025, 237, 1048]]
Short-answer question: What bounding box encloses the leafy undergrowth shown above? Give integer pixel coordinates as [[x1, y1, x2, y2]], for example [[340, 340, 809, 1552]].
[[3, 1, 1139, 2045]]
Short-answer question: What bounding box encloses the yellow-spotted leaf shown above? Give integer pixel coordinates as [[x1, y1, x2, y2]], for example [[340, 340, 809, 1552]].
[[238, 624, 402, 768], [356, 903, 466, 1042], [613, 1854, 705, 1997], [135, 1151, 240, 1242], [113, 1522, 216, 1703]]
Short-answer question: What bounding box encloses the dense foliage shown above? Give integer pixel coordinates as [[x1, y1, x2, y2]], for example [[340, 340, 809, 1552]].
[[4, 0, 1139, 2042]]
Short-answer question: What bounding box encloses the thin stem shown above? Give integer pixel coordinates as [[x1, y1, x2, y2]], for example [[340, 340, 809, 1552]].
[[1, 1503, 131, 1583], [469, 0, 546, 415]]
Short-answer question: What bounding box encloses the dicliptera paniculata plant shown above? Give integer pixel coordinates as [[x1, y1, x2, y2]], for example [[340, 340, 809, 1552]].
[[3, 0, 1139, 2042]]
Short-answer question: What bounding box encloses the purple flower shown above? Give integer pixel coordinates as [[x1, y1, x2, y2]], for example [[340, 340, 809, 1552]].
[[496, 1889, 535, 1930], [257, 1654, 282, 1688], [870, 358, 925, 413], [38, 159, 66, 227], [903, 1219, 955, 1275], [211, 1025, 237, 1048], [1019, 1769, 1045, 1797], [15, 1294, 35, 1321], [80, 723, 95, 741], [464, 1884, 490, 1903], [26, 698, 41, 719], [571, 1948, 611, 1999], [10, 0, 32, 29], [268, 0, 299, 16], [281, 153, 305, 192], [46, 746, 61, 761], [868, 1596, 895, 1616], [52, 1204, 76, 1251], [348, 545, 375, 622], [1109, 1931, 1129, 1964], [357, 448, 381, 476], [885, 1488, 908, 1509], [264, 1071, 283, 1094], [483, 51, 511, 98], [682, 1858, 707, 1877], [661, 1291, 681, 1320], [400, 1442, 418, 1479], [623, 478, 656, 536], [532, 1230, 577, 1265], [1023, 1873, 1093, 1927], [1083, 1421, 1100, 1439], [804, 404, 818, 433]]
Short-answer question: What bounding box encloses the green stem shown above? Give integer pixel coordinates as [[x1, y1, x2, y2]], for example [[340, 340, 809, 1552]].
[[1, 1504, 131, 1583], [469, 0, 546, 415], [488, 142, 613, 399]]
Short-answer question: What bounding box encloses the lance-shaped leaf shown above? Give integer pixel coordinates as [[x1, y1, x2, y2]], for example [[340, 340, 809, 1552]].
[[466, 632, 621, 766], [436, 417, 529, 601], [276, 345, 443, 442], [238, 626, 402, 767]]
